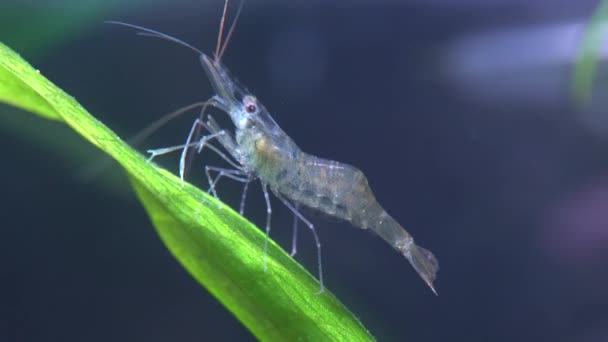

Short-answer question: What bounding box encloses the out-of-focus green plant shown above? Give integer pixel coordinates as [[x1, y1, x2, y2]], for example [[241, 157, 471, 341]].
[[573, 0, 608, 105], [0, 1, 151, 59]]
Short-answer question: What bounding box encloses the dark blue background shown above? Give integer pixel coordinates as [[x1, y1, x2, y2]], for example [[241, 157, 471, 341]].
[[2, 1, 608, 341]]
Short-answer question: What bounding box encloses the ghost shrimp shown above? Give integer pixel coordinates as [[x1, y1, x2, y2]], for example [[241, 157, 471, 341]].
[[108, 7, 439, 295]]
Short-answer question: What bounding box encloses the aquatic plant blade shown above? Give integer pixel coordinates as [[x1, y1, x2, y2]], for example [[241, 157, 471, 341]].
[[0, 42, 374, 341], [0, 64, 59, 120], [572, 0, 608, 105]]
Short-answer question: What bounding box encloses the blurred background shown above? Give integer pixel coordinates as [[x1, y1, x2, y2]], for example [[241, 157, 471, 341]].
[[2, 0, 608, 341]]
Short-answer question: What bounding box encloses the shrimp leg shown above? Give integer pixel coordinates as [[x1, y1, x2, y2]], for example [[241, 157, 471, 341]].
[[147, 130, 225, 161], [208, 169, 253, 216], [238, 174, 254, 215], [205, 166, 250, 199], [206, 115, 238, 155], [151, 97, 223, 183], [261, 183, 272, 272], [147, 117, 241, 171], [179, 116, 214, 183], [274, 192, 324, 294], [290, 203, 300, 257]]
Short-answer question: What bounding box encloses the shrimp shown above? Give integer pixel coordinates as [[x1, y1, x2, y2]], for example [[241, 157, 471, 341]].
[[108, 1, 439, 295]]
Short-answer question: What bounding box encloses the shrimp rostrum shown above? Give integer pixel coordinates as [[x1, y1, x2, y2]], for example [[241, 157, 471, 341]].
[[109, 20, 439, 295]]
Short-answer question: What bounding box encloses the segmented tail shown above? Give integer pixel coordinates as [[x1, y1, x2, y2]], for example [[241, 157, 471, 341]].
[[404, 244, 439, 295], [365, 207, 439, 295]]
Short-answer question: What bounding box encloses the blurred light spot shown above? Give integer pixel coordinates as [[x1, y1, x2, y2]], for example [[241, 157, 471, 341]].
[[268, 28, 327, 100], [441, 21, 608, 108]]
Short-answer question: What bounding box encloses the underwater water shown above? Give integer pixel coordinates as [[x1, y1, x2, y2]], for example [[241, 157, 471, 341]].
[[1, 0, 607, 341]]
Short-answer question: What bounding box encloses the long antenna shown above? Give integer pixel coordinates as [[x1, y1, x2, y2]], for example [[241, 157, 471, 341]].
[[215, 0, 230, 59], [105, 21, 203, 56], [217, 0, 245, 62], [128, 101, 210, 146]]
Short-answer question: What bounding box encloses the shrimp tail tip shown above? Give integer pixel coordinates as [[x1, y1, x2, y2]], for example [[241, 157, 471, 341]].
[[428, 282, 439, 296], [421, 272, 438, 296], [405, 244, 439, 296]]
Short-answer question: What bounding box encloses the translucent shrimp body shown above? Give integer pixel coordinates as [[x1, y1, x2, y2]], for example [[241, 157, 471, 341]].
[[200, 55, 439, 294], [109, 19, 439, 294]]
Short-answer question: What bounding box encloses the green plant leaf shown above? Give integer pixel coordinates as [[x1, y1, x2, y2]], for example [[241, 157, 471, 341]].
[[0, 41, 374, 341], [572, 0, 608, 105]]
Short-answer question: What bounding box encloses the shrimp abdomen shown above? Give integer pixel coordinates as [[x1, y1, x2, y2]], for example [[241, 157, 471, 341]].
[[276, 154, 375, 222], [276, 153, 439, 293]]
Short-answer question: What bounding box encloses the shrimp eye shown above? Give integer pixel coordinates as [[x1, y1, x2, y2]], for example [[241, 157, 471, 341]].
[[243, 95, 258, 113], [245, 103, 257, 113]]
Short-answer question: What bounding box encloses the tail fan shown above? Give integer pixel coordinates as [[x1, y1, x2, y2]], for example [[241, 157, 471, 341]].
[[405, 244, 439, 295]]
